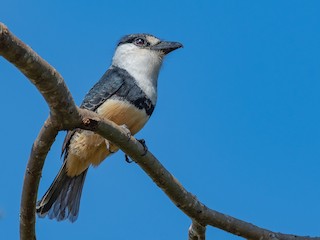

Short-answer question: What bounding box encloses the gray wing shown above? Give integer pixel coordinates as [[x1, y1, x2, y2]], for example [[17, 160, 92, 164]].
[[62, 66, 151, 155], [39, 67, 133, 222], [62, 67, 127, 155], [80, 67, 126, 111]]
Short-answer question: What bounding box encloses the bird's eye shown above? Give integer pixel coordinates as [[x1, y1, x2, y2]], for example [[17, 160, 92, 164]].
[[134, 38, 146, 46]]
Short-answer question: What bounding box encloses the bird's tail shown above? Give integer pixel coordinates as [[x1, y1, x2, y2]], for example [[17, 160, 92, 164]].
[[36, 162, 88, 222]]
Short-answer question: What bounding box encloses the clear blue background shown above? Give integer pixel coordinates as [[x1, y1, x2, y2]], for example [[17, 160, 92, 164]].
[[1, 1, 320, 239]]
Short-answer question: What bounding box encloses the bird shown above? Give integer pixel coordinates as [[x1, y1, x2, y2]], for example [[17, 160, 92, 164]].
[[36, 33, 183, 222]]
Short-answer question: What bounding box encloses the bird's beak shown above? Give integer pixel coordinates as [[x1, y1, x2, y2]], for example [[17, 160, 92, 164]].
[[151, 41, 183, 54]]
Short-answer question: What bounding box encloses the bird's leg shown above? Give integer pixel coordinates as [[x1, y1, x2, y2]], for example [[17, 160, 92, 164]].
[[119, 124, 131, 141], [137, 139, 148, 156], [119, 124, 134, 163], [124, 139, 148, 163], [105, 124, 131, 154], [125, 154, 134, 163], [105, 139, 116, 153]]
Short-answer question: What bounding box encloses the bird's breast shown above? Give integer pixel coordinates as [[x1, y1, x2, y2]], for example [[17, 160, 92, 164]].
[[97, 98, 150, 134]]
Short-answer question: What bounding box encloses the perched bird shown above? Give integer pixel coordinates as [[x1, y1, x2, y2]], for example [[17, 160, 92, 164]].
[[36, 34, 182, 222]]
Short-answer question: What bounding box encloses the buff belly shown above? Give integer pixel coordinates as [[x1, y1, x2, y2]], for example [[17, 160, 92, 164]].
[[66, 99, 150, 177]]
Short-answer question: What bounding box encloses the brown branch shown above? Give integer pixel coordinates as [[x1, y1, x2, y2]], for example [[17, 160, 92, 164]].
[[91, 117, 320, 240], [20, 117, 58, 240], [1, 22, 319, 240], [0, 23, 80, 128], [189, 221, 206, 240]]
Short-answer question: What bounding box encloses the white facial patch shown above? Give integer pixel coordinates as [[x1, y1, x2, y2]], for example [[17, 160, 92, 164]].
[[112, 43, 163, 104]]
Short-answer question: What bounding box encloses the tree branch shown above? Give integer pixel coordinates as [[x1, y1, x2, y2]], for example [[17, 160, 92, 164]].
[[20, 117, 58, 240], [1, 22, 319, 240], [189, 221, 206, 240], [91, 117, 320, 240], [0, 23, 80, 128]]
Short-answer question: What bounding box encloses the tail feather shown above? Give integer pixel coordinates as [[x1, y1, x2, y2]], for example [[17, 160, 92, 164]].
[[36, 162, 88, 222]]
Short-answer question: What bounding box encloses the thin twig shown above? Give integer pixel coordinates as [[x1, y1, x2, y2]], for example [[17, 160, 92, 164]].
[[189, 221, 206, 240], [20, 117, 58, 240]]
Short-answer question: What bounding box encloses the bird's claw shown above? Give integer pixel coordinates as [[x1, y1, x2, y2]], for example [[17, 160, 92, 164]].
[[120, 124, 131, 141], [138, 139, 148, 156], [105, 140, 116, 153], [125, 154, 134, 163], [124, 139, 148, 163]]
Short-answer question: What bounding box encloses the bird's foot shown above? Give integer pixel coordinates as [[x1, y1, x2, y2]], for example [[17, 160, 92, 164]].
[[124, 139, 148, 163], [120, 124, 131, 141], [125, 154, 134, 163], [137, 139, 148, 156], [105, 140, 116, 153]]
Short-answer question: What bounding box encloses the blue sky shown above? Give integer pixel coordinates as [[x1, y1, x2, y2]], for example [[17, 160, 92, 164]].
[[1, 1, 320, 239]]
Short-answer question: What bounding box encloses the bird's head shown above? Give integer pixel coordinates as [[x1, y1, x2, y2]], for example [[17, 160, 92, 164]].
[[112, 34, 182, 77]]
